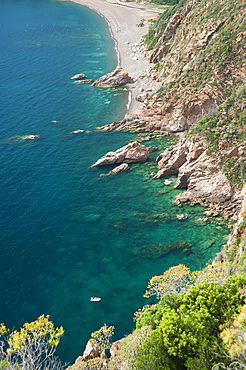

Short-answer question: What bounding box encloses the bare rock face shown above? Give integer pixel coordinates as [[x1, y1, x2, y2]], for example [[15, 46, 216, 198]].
[[136, 92, 149, 102], [92, 66, 133, 88], [149, 2, 193, 63], [154, 142, 188, 178], [110, 339, 124, 358], [82, 340, 101, 361], [150, 14, 183, 63], [176, 170, 232, 203], [92, 141, 150, 167], [154, 135, 234, 207], [136, 85, 220, 133], [149, 42, 172, 63]]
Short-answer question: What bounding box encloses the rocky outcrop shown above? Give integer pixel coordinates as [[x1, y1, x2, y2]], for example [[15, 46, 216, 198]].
[[71, 73, 87, 80], [149, 42, 172, 63], [108, 163, 131, 175], [151, 135, 244, 218], [92, 66, 133, 88], [154, 142, 188, 177], [175, 170, 232, 204], [92, 141, 150, 167], [133, 84, 221, 133], [99, 83, 221, 134], [67, 340, 108, 370], [110, 339, 124, 358], [81, 340, 101, 361], [99, 114, 170, 133], [136, 92, 149, 102]]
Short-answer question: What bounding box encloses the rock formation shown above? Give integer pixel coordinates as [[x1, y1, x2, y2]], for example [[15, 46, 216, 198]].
[[96, 0, 245, 221], [110, 339, 124, 358], [80, 340, 101, 361], [108, 163, 131, 175], [92, 66, 133, 87], [74, 79, 94, 84], [71, 73, 87, 80], [151, 135, 244, 218], [92, 141, 150, 167]]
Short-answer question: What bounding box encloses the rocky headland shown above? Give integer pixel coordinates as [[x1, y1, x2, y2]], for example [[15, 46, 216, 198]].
[[97, 0, 246, 223]]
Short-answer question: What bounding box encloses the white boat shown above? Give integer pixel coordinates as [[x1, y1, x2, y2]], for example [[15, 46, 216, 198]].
[[90, 297, 101, 302]]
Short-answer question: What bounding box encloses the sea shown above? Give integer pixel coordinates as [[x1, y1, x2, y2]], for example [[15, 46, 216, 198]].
[[0, 0, 231, 364]]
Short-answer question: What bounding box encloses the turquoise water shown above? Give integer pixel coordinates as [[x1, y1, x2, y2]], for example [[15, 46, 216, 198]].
[[0, 0, 231, 364]]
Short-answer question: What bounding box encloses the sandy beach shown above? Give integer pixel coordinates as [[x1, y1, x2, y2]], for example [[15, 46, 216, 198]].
[[66, 0, 162, 112]]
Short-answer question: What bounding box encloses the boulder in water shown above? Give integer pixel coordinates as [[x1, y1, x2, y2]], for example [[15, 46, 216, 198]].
[[92, 66, 133, 87]]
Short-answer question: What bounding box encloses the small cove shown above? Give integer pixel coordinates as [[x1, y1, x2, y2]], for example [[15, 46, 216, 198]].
[[0, 0, 231, 364]]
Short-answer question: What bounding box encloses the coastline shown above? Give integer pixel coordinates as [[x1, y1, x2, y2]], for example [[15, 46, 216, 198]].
[[64, 0, 162, 113]]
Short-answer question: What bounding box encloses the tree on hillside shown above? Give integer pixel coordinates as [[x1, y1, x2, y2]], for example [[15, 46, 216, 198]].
[[0, 315, 64, 369], [143, 264, 197, 299], [91, 324, 115, 352], [135, 274, 246, 369], [212, 304, 246, 369]]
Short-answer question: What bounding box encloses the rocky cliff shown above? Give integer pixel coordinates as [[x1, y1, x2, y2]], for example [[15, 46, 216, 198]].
[[99, 0, 246, 218]]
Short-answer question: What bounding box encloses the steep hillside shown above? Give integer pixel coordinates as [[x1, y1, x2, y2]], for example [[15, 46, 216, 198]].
[[141, 0, 245, 133], [101, 0, 246, 217]]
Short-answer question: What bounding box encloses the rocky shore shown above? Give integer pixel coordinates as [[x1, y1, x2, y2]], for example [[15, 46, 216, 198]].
[[92, 0, 246, 222]]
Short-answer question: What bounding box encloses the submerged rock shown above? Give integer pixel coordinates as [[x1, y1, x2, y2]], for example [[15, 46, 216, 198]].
[[92, 66, 133, 87], [92, 141, 150, 167], [136, 240, 192, 259], [74, 79, 94, 84]]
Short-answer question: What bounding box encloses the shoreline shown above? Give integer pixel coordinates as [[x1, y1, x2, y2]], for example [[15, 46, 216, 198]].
[[64, 0, 162, 113]]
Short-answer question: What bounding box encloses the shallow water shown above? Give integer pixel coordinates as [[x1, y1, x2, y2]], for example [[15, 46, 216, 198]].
[[0, 0, 231, 364]]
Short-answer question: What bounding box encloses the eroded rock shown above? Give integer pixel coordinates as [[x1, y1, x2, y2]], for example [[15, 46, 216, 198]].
[[71, 73, 87, 80], [110, 339, 124, 358], [92, 66, 133, 88], [82, 340, 101, 361], [153, 135, 242, 215], [92, 141, 150, 167], [109, 163, 131, 175]]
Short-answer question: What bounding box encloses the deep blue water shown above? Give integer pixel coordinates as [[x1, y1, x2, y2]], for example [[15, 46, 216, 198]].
[[0, 0, 231, 365]]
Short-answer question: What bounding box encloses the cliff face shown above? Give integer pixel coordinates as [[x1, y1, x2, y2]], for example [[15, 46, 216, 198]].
[[138, 0, 245, 133], [100, 0, 245, 217]]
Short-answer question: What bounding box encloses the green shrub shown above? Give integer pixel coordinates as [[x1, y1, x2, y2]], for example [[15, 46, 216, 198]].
[[135, 274, 246, 369]]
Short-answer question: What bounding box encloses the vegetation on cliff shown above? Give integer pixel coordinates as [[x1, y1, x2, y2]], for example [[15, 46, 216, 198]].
[[136, 0, 246, 136], [73, 264, 246, 369], [190, 86, 246, 189], [0, 315, 64, 369]]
